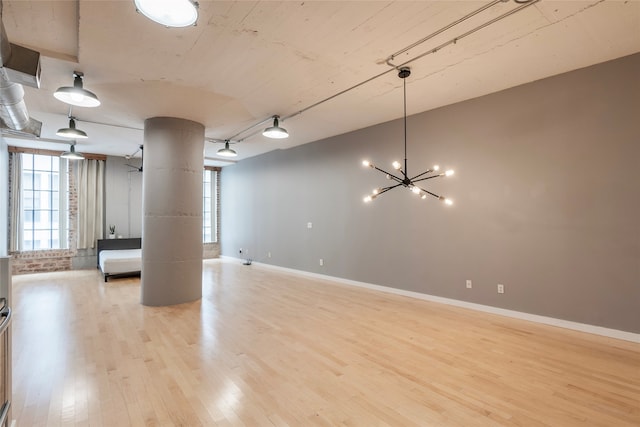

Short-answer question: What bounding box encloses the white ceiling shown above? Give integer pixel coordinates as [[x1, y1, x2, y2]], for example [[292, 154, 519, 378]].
[[2, 0, 639, 166]]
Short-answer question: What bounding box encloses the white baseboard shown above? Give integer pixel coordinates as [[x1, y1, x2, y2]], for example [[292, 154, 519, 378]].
[[215, 257, 640, 343]]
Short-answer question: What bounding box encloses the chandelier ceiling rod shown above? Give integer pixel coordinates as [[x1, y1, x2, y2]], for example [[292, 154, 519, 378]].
[[402, 68, 408, 173]]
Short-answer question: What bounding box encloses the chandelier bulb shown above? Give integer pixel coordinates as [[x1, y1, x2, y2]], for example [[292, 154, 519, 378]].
[[445, 169, 455, 177], [372, 188, 380, 195], [411, 186, 421, 194], [433, 165, 440, 171], [392, 161, 401, 170], [444, 198, 453, 205], [363, 195, 373, 203], [421, 194, 427, 200]]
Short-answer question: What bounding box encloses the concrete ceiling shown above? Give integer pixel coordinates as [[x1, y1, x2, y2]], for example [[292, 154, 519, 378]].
[[2, 0, 639, 166]]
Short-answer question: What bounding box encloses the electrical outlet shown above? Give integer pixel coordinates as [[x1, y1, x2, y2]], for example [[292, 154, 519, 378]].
[[497, 284, 505, 294], [267, 252, 271, 258], [319, 258, 324, 266], [307, 222, 313, 229], [466, 280, 472, 289]]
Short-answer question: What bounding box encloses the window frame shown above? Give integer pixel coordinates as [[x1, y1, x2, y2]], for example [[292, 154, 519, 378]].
[[20, 153, 69, 251], [203, 168, 219, 243]]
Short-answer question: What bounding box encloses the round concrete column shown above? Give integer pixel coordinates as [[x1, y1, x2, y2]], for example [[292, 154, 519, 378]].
[[141, 117, 204, 306]]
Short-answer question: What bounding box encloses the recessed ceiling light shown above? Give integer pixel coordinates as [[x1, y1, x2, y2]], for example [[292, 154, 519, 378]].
[[134, 0, 199, 28]]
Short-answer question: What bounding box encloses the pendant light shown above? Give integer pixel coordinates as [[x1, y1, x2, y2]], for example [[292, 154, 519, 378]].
[[362, 67, 454, 205], [217, 140, 237, 157], [262, 115, 289, 139], [54, 71, 101, 108], [134, 0, 199, 28], [60, 142, 85, 160], [56, 117, 88, 139]]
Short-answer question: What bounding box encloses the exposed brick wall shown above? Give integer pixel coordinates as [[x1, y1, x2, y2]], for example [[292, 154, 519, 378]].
[[11, 249, 73, 274], [203, 242, 220, 259], [10, 157, 79, 275], [8, 156, 222, 273]]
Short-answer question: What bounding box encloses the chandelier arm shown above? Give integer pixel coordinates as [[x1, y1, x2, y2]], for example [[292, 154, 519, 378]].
[[417, 187, 442, 200], [372, 167, 404, 183], [383, 174, 404, 184], [409, 169, 435, 181], [378, 184, 404, 195], [413, 175, 443, 183]]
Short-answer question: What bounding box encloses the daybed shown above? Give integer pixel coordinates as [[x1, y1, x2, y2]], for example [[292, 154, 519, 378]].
[[97, 238, 142, 282]]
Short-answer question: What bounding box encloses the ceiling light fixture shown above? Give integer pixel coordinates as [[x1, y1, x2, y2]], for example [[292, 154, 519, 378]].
[[362, 67, 454, 205], [217, 140, 237, 157], [56, 117, 88, 139], [60, 142, 85, 160], [134, 0, 199, 28], [54, 71, 101, 108], [262, 116, 289, 139]]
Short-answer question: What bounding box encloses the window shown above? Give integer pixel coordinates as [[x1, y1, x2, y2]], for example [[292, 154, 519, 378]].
[[20, 153, 69, 250], [203, 169, 218, 243]]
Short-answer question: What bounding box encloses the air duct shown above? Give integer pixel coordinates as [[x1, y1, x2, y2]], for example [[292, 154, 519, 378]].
[[0, 0, 41, 136]]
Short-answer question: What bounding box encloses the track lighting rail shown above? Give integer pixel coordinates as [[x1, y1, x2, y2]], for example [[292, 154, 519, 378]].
[[212, 0, 539, 152], [203, 0, 539, 158], [283, 0, 538, 122], [386, 0, 540, 69], [385, 0, 504, 67]]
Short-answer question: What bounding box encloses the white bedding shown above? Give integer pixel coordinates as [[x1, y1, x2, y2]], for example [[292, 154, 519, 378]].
[[99, 249, 142, 275]]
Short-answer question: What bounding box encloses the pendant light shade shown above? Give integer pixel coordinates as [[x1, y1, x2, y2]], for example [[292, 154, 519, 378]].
[[134, 0, 199, 27], [60, 143, 85, 160], [217, 141, 237, 157], [262, 116, 289, 139], [54, 72, 101, 108], [56, 117, 88, 139]]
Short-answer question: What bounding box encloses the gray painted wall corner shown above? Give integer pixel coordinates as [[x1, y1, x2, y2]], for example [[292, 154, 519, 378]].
[[220, 53, 640, 333]]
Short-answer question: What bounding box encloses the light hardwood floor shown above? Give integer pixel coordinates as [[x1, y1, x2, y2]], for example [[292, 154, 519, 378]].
[[11, 260, 640, 426]]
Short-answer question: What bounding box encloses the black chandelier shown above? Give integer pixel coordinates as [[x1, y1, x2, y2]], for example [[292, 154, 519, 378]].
[[362, 67, 454, 205]]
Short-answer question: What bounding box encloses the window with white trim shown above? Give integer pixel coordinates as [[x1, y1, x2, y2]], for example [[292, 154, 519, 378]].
[[203, 169, 218, 243], [20, 153, 69, 250]]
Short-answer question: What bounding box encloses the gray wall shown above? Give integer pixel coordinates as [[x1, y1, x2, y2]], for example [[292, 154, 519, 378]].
[[221, 53, 640, 333], [0, 138, 7, 256], [105, 155, 143, 238]]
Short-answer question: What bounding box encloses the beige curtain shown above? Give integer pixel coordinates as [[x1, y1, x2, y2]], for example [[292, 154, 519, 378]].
[[76, 159, 105, 249], [9, 152, 22, 252]]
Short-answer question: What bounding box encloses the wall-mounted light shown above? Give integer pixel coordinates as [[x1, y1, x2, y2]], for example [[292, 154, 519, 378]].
[[54, 71, 101, 108], [262, 116, 289, 139], [134, 0, 199, 27]]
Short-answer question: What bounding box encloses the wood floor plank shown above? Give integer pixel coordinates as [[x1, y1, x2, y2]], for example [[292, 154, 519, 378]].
[[10, 260, 640, 426]]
